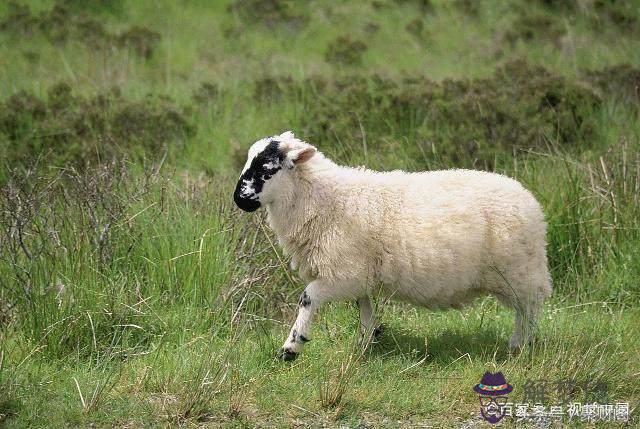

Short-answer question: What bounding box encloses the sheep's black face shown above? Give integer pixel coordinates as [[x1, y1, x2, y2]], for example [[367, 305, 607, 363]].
[[234, 140, 284, 212]]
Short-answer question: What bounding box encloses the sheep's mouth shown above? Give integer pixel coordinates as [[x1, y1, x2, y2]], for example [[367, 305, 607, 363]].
[[233, 182, 261, 212], [235, 196, 261, 212]]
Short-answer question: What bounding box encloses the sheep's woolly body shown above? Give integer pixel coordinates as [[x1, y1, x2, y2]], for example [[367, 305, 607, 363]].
[[234, 131, 552, 359], [267, 153, 551, 310]]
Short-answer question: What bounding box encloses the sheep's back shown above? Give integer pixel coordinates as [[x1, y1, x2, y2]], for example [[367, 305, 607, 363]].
[[339, 168, 546, 306]]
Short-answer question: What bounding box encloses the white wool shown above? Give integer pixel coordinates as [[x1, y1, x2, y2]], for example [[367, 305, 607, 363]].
[[271, 156, 550, 299]]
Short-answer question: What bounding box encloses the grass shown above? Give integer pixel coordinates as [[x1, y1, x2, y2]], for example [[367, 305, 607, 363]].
[[1, 0, 640, 427]]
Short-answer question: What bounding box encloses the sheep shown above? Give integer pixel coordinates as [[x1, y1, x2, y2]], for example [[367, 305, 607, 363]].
[[233, 131, 552, 361]]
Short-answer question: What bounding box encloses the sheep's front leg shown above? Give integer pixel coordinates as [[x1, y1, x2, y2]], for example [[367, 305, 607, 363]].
[[278, 279, 356, 361], [357, 297, 382, 341]]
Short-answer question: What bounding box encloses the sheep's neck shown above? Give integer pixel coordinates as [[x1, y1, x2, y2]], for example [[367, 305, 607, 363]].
[[266, 165, 338, 251]]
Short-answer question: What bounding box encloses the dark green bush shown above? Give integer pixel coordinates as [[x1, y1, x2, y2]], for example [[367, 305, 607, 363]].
[[58, 0, 125, 15], [393, 0, 433, 13], [503, 12, 566, 45], [256, 60, 600, 167], [325, 36, 369, 66], [585, 64, 640, 106], [0, 2, 161, 57], [117, 26, 161, 59], [405, 17, 425, 39], [227, 0, 308, 30], [0, 83, 194, 170], [453, 0, 481, 16], [526, 0, 639, 33]]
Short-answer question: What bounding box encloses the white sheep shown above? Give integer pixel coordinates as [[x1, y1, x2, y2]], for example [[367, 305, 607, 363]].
[[233, 131, 552, 361]]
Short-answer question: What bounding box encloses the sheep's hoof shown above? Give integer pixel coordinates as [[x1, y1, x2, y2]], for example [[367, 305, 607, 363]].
[[373, 324, 384, 339], [277, 348, 298, 362], [508, 340, 522, 352], [359, 324, 384, 345]]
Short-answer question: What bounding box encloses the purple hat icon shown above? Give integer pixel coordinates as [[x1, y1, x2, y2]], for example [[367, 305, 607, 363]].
[[473, 372, 513, 397]]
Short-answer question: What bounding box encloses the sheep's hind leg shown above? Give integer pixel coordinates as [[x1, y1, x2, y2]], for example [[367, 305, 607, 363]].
[[509, 297, 543, 350], [357, 297, 383, 342]]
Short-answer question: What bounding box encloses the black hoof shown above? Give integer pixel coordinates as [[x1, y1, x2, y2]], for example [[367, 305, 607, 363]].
[[360, 324, 384, 345], [277, 348, 298, 362], [373, 324, 384, 339]]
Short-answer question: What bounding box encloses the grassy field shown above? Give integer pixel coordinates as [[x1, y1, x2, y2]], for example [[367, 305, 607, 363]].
[[1, 0, 640, 427]]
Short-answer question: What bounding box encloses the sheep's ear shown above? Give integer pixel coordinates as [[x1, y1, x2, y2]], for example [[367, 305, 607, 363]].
[[279, 131, 295, 140], [286, 146, 316, 166]]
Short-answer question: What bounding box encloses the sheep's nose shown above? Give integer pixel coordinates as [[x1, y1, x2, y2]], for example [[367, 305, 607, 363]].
[[233, 181, 261, 212]]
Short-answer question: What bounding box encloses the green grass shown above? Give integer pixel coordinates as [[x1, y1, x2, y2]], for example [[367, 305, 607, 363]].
[[1, 0, 640, 427]]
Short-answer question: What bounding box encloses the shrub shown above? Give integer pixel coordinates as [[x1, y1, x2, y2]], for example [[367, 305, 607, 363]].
[[0, 2, 162, 57], [258, 60, 600, 167], [405, 17, 425, 39], [227, 0, 308, 30], [503, 12, 566, 46], [325, 36, 368, 66], [117, 26, 162, 59], [0, 84, 194, 171], [393, 0, 433, 13], [585, 64, 640, 106]]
